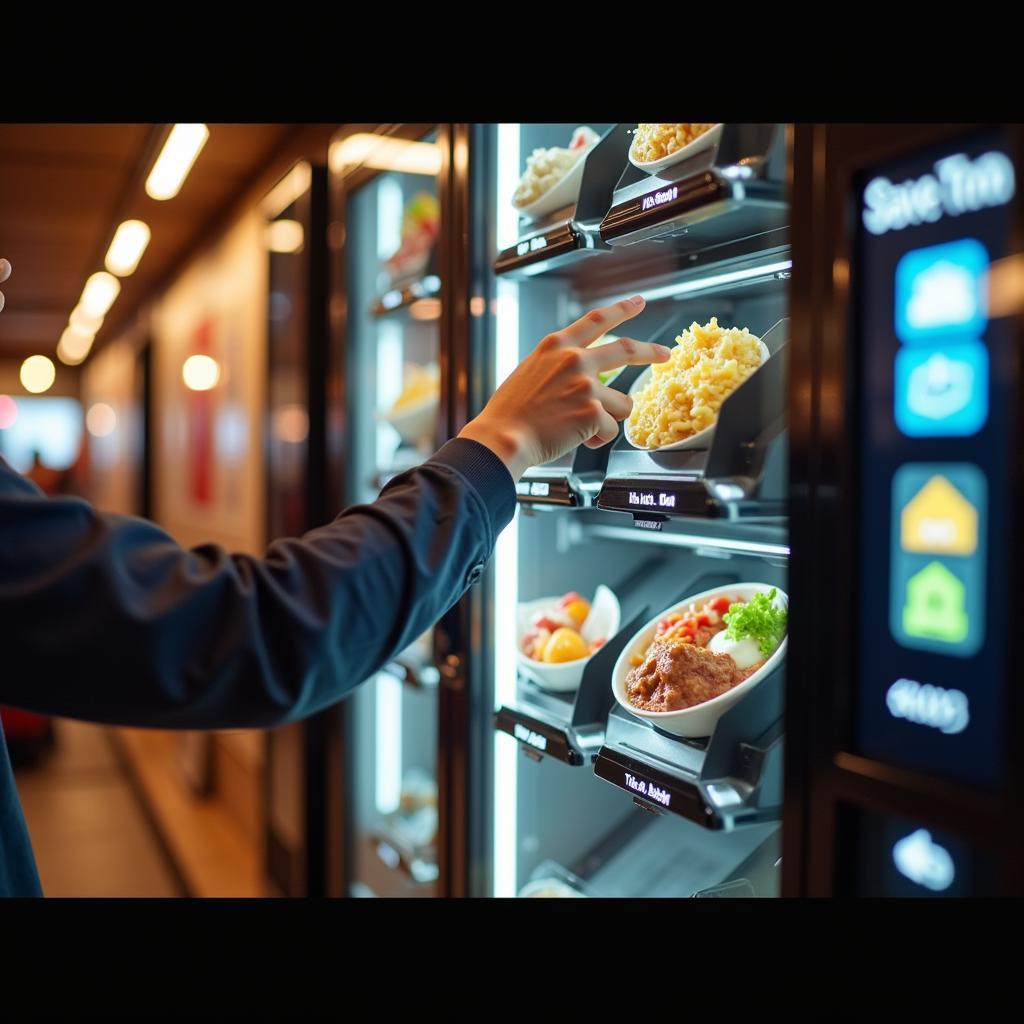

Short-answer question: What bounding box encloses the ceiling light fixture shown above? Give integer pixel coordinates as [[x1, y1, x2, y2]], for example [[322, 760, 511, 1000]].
[[57, 326, 94, 366], [79, 272, 121, 318], [146, 124, 210, 201], [262, 162, 312, 218], [69, 304, 104, 334], [329, 134, 441, 176], [105, 219, 151, 276], [265, 219, 305, 253]]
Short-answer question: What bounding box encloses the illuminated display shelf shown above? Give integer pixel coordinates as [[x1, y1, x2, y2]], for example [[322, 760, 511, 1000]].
[[496, 604, 652, 768], [497, 566, 780, 775], [493, 123, 626, 280], [516, 318, 788, 525], [514, 446, 604, 513], [495, 124, 788, 283], [600, 124, 787, 249], [593, 663, 784, 831], [495, 646, 785, 830], [370, 271, 441, 318], [601, 318, 788, 524], [358, 826, 438, 896], [520, 810, 780, 897]]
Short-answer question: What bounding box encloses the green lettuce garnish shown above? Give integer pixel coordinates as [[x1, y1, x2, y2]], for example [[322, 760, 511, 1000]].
[[723, 589, 787, 658]]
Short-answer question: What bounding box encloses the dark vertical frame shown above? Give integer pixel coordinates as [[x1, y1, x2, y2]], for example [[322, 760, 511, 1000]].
[[434, 123, 478, 897], [782, 123, 817, 897], [461, 123, 499, 897], [263, 163, 329, 898], [138, 340, 154, 521], [787, 123, 1024, 896]]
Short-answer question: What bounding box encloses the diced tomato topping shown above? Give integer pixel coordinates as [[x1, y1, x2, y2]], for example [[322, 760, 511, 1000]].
[[709, 596, 732, 614]]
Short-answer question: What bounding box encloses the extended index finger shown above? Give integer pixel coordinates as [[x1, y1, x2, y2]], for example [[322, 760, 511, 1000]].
[[558, 295, 646, 347], [585, 336, 671, 372]]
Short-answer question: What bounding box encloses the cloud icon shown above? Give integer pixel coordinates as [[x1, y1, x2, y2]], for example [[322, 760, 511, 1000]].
[[906, 261, 979, 331], [896, 239, 989, 343]]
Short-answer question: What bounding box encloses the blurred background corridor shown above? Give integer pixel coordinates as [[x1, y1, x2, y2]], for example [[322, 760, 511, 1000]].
[[1, 124, 339, 896]]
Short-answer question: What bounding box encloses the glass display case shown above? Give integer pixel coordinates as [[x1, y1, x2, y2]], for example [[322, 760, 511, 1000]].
[[469, 124, 790, 897], [327, 126, 448, 897]]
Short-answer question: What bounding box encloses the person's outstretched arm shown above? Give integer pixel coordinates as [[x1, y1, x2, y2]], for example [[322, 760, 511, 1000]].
[[0, 288, 667, 730]]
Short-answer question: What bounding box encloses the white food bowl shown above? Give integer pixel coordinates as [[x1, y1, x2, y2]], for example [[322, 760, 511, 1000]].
[[513, 150, 592, 223], [624, 339, 770, 452], [516, 584, 621, 693], [518, 878, 585, 898], [382, 393, 439, 448], [611, 582, 787, 738], [628, 123, 723, 176]]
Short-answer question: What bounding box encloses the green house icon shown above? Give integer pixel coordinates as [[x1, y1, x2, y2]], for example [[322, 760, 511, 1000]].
[[903, 561, 969, 644]]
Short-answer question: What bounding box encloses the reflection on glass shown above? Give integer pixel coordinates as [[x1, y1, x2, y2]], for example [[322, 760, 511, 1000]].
[[267, 193, 310, 540], [344, 130, 443, 897]]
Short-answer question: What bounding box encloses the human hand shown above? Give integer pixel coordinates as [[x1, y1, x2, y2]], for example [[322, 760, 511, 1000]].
[[459, 295, 670, 481], [0, 259, 10, 313]]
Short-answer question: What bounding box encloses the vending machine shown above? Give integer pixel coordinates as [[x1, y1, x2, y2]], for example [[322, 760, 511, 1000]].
[[325, 125, 469, 896], [467, 124, 791, 897], [321, 123, 1022, 898]]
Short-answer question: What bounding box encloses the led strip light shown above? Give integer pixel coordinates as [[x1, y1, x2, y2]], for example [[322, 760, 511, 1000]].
[[492, 123, 521, 898], [596, 259, 793, 307], [576, 522, 790, 560]]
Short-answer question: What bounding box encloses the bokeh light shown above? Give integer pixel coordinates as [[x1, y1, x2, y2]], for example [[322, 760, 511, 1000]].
[[20, 355, 56, 394], [86, 403, 117, 437], [182, 354, 220, 391], [0, 395, 18, 430]]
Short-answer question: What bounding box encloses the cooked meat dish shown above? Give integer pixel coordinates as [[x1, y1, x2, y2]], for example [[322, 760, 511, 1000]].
[[625, 636, 758, 713]]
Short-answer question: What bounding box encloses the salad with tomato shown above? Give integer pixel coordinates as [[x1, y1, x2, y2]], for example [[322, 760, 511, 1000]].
[[634, 589, 786, 671]]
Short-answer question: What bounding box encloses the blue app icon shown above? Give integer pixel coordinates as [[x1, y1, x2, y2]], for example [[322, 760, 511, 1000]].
[[895, 239, 989, 344], [894, 340, 988, 436]]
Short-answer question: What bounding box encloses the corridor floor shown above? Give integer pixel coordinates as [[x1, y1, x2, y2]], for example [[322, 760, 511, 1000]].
[[12, 719, 184, 897]]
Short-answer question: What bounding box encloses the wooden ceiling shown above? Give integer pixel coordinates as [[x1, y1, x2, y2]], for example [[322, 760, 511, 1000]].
[[0, 124, 303, 361]]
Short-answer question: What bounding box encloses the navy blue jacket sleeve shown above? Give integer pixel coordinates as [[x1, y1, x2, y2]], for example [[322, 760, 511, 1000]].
[[0, 438, 515, 730]]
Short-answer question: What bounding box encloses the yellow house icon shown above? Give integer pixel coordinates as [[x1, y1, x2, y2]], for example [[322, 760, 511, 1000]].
[[901, 475, 977, 556]]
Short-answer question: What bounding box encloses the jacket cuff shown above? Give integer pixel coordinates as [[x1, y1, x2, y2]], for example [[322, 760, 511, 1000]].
[[428, 438, 517, 540]]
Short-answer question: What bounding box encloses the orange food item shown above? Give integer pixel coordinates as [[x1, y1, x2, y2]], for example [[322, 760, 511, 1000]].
[[521, 589, 597, 663], [563, 599, 591, 627], [542, 627, 589, 664]]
